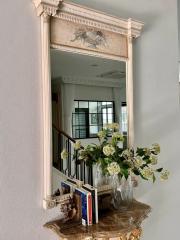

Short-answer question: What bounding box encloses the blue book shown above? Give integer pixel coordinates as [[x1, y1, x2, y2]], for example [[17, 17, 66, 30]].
[[61, 181, 76, 194], [75, 188, 91, 226]]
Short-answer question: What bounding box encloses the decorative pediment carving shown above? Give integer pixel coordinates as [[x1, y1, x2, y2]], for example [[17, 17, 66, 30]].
[[33, 0, 62, 16], [33, 0, 143, 38]]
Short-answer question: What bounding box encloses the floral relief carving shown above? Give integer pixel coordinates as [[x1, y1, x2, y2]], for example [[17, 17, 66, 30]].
[[71, 28, 107, 49]]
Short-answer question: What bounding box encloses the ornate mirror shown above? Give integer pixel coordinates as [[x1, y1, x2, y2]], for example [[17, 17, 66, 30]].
[[33, 0, 143, 209]]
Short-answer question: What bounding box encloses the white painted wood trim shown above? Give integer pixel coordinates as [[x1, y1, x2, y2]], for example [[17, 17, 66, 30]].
[[40, 13, 53, 209], [56, 2, 143, 38], [33, 0, 143, 208], [51, 44, 128, 62], [126, 36, 134, 147]]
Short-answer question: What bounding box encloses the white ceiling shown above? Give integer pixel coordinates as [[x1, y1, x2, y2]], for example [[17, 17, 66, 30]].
[[51, 49, 126, 81]]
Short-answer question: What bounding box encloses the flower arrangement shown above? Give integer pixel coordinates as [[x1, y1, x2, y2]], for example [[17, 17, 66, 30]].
[[61, 123, 169, 182]]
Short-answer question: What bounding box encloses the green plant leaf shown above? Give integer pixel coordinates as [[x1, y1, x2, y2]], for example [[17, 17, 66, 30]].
[[121, 168, 129, 179], [133, 169, 140, 175], [136, 148, 145, 157], [139, 172, 148, 181], [156, 168, 163, 172]]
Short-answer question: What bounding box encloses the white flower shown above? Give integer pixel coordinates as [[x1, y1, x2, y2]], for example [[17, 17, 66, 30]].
[[73, 140, 81, 150], [97, 130, 106, 139], [78, 150, 85, 160], [107, 162, 121, 175], [134, 156, 144, 168], [123, 159, 134, 167], [103, 144, 115, 156], [144, 148, 151, 156], [111, 123, 120, 130], [105, 123, 119, 131], [61, 149, 68, 160], [140, 167, 154, 180], [160, 170, 170, 181], [151, 143, 160, 154], [121, 149, 131, 158], [112, 132, 124, 142], [150, 155, 158, 165]]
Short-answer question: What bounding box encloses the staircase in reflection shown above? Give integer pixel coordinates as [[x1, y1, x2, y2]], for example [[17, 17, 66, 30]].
[[52, 124, 93, 186]]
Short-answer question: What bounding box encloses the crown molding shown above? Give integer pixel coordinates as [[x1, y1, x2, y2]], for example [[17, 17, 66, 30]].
[[56, 2, 143, 38], [52, 75, 126, 88], [33, 0, 144, 38]]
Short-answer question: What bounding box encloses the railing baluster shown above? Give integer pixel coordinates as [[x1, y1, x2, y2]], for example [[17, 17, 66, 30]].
[[52, 128, 55, 167], [65, 139, 68, 176], [53, 124, 91, 185], [76, 164, 79, 180], [68, 139, 71, 176], [84, 162, 86, 183], [58, 132, 61, 171], [88, 166, 93, 186], [75, 150, 78, 179], [80, 161, 83, 181]]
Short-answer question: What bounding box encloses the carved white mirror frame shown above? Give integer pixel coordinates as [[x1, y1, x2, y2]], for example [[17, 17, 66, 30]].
[[33, 0, 143, 209]]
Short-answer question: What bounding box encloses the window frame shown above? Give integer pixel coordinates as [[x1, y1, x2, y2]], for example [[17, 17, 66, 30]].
[[72, 100, 115, 139]]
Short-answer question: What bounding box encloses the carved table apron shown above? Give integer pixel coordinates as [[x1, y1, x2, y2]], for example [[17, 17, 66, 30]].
[[44, 200, 151, 240]]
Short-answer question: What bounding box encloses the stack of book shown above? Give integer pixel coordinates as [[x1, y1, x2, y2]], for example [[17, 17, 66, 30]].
[[61, 178, 98, 226]]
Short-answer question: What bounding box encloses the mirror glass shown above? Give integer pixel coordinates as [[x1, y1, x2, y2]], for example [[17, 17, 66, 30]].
[[51, 49, 127, 192]]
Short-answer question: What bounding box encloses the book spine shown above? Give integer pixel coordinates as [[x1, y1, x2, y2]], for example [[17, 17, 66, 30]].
[[81, 191, 88, 226], [82, 185, 98, 224], [91, 191, 96, 224], [95, 188, 98, 223], [88, 194, 92, 225], [61, 182, 70, 194], [74, 188, 88, 226]]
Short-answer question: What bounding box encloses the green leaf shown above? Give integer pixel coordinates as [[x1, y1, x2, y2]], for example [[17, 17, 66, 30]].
[[139, 173, 148, 181], [153, 173, 156, 183], [156, 168, 163, 172], [121, 168, 129, 179], [133, 169, 140, 175], [143, 156, 149, 160], [136, 148, 145, 157]]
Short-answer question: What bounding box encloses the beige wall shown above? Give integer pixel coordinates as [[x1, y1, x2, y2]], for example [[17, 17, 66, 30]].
[[0, 0, 180, 240]]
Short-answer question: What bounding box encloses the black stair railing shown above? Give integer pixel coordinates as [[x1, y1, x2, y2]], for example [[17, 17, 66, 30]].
[[52, 124, 93, 186]]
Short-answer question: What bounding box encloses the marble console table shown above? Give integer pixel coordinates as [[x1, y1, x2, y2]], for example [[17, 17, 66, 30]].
[[44, 200, 151, 240]]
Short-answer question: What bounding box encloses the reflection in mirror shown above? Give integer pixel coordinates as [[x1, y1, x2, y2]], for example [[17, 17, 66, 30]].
[[51, 49, 127, 192]]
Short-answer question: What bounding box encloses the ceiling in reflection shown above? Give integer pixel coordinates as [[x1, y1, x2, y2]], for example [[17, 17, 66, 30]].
[[51, 49, 126, 80]]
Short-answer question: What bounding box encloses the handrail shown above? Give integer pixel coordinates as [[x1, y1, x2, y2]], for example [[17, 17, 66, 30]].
[[52, 123, 90, 183], [52, 124, 76, 144]]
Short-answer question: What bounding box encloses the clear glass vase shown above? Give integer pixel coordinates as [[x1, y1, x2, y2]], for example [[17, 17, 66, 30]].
[[94, 163, 110, 187], [110, 174, 121, 209], [110, 175, 133, 210], [120, 175, 133, 203]]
